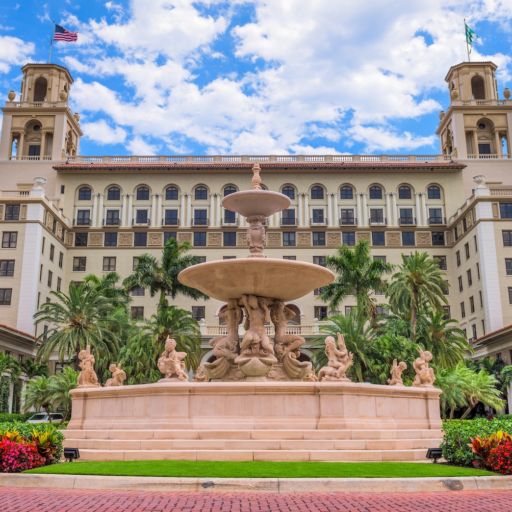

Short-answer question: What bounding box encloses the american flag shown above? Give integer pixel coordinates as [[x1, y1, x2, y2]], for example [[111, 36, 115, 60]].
[[53, 24, 78, 42]]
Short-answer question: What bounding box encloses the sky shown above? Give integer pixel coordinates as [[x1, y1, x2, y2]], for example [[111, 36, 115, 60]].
[[0, 0, 511, 156]]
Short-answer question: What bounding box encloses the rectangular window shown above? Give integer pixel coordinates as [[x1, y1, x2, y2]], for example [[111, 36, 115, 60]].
[[402, 231, 415, 246], [224, 209, 236, 224], [223, 256, 236, 260], [2, 232, 17, 248], [104, 232, 118, 247], [311, 208, 325, 224], [193, 231, 206, 247], [479, 290, 483, 308], [442, 280, 449, 295], [345, 306, 356, 316], [191, 306, 205, 321], [133, 257, 140, 270], [442, 306, 451, 319], [482, 320, 485, 335], [134, 232, 147, 247], [456, 250, 461, 266], [506, 259, 512, 276], [283, 255, 296, 260], [49, 244, 55, 262], [399, 208, 414, 225], [342, 231, 356, 246], [56, 277, 61, 292], [164, 209, 178, 225], [74, 232, 88, 247], [0, 260, 15, 276], [312, 232, 326, 246], [370, 208, 384, 224], [131, 286, 145, 296], [105, 209, 120, 225], [340, 208, 355, 225], [281, 208, 296, 225], [313, 256, 326, 267], [470, 296, 475, 313], [503, 231, 512, 246], [433, 256, 447, 270], [283, 232, 296, 247], [42, 237, 45, 254], [471, 324, 477, 340], [4, 204, 20, 221], [372, 231, 385, 246], [223, 231, 236, 247], [460, 301, 466, 318], [193, 209, 208, 226], [103, 256, 116, 272], [458, 276, 463, 292], [428, 207, 443, 225], [164, 231, 177, 244], [467, 269, 473, 287], [135, 209, 149, 224], [0, 289, 12, 305], [432, 232, 445, 246], [47, 270, 52, 288], [476, 262, 480, 280], [509, 287, 512, 305], [131, 306, 144, 320], [465, 242, 470, 260], [314, 306, 328, 320], [72, 257, 86, 272], [195, 256, 207, 263], [76, 210, 91, 226], [58, 251, 63, 268], [373, 255, 386, 263], [500, 203, 512, 219], [474, 235, 478, 252], [39, 264, 42, 282]]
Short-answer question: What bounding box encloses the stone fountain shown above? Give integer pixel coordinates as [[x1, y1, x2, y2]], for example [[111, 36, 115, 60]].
[[178, 163, 334, 382]]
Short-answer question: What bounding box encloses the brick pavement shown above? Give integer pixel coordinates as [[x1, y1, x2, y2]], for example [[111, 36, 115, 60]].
[[3, 488, 512, 512]]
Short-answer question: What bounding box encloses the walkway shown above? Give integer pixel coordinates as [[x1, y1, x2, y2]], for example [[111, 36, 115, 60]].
[[3, 488, 512, 512]]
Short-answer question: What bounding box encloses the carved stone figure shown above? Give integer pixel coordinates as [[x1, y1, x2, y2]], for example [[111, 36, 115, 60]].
[[204, 299, 241, 380], [246, 215, 266, 257], [77, 345, 100, 388], [412, 349, 436, 387], [105, 363, 127, 387], [270, 300, 315, 380], [157, 337, 189, 381], [194, 364, 209, 382], [387, 359, 407, 386], [251, 162, 262, 190], [318, 333, 353, 382]]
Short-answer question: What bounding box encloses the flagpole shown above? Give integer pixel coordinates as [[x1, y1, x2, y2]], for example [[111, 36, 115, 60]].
[[48, 21, 54, 63], [464, 18, 471, 62]]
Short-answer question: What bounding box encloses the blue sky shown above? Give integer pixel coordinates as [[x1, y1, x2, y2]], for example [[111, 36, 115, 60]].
[[0, 1, 511, 156]]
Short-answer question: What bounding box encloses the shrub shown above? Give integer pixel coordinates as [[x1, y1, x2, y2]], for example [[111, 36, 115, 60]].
[[486, 439, 512, 474], [0, 413, 32, 423], [471, 431, 512, 467], [442, 418, 512, 466], [0, 439, 45, 472]]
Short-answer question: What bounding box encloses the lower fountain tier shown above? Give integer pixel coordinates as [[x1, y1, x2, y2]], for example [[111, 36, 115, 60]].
[[178, 258, 335, 302], [66, 381, 442, 462]]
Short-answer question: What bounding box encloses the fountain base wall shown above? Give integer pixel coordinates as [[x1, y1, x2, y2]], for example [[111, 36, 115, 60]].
[[66, 382, 442, 462]]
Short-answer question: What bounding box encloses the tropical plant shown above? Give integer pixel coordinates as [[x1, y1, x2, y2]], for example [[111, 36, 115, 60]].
[[47, 367, 78, 419], [83, 272, 129, 310], [118, 331, 162, 385], [23, 376, 52, 415], [34, 283, 121, 367], [320, 241, 393, 317], [19, 359, 48, 379], [123, 238, 207, 309], [387, 252, 447, 339]]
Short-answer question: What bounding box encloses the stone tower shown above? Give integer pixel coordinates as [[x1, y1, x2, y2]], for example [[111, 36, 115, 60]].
[[0, 63, 82, 161], [437, 61, 512, 159]]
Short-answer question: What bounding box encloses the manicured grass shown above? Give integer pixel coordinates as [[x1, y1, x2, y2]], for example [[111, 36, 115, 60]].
[[26, 460, 495, 478]]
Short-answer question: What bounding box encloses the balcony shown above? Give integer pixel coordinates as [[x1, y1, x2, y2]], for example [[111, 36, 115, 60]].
[[339, 217, 357, 226], [74, 218, 91, 226], [428, 217, 446, 225], [104, 218, 120, 226], [193, 218, 209, 226], [163, 218, 179, 226], [398, 217, 416, 226], [281, 217, 297, 226], [369, 217, 386, 226], [310, 218, 326, 226], [132, 218, 150, 226], [203, 323, 323, 337]]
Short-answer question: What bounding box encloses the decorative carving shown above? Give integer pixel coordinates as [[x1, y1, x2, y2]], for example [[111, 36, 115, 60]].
[[266, 231, 281, 247], [157, 337, 189, 381], [246, 216, 266, 257], [148, 232, 162, 247], [327, 232, 340, 247], [7, 90, 15, 101], [77, 346, 100, 388], [118, 232, 133, 247], [251, 163, 262, 190], [386, 232, 401, 247], [412, 348, 435, 387], [318, 333, 353, 382], [416, 231, 431, 247], [177, 232, 192, 244], [356, 231, 371, 243], [297, 232, 310, 247], [105, 363, 126, 387], [207, 232, 222, 247], [194, 364, 209, 382], [89, 232, 103, 247], [387, 359, 407, 386]]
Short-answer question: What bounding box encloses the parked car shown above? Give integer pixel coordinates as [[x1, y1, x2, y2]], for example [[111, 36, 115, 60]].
[[26, 413, 64, 424]]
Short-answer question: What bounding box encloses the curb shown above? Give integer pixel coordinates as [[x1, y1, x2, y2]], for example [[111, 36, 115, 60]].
[[1, 474, 512, 493]]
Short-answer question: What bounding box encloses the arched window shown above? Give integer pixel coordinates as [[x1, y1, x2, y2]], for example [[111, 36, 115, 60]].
[[165, 186, 179, 200], [340, 185, 353, 200], [34, 77, 48, 102], [471, 75, 485, 100], [369, 185, 383, 200], [398, 185, 412, 200], [281, 185, 295, 200], [78, 186, 92, 201], [107, 186, 121, 201], [136, 186, 150, 200], [194, 185, 208, 200], [311, 185, 324, 200], [427, 185, 441, 200], [223, 185, 237, 196]]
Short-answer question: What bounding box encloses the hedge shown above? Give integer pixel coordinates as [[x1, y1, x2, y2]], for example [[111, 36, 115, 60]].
[[0, 413, 32, 423], [442, 418, 512, 466]]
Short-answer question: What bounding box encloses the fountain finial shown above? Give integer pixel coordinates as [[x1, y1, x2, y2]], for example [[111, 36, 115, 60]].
[[251, 163, 262, 190]]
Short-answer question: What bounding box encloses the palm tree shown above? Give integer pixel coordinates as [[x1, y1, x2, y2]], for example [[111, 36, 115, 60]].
[[124, 238, 207, 309], [118, 330, 161, 385], [20, 359, 48, 379], [0, 353, 20, 413], [83, 272, 129, 310], [34, 283, 120, 367], [387, 252, 447, 339], [320, 240, 393, 317], [48, 367, 78, 419], [312, 310, 375, 382], [23, 375, 52, 415], [416, 310, 470, 369]]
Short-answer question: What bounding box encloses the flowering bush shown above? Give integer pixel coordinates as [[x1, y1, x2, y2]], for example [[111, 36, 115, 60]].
[[486, 439, 512, 475], [471, 431, 512, 467], [0, 439, 45, 472]]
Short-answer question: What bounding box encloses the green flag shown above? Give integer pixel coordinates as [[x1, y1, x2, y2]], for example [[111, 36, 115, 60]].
[[465, 22, 476, 47]]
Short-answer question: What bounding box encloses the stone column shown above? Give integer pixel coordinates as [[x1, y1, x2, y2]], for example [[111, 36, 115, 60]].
[[495, 131, 502, 157], [18, 133, 24, 159], [385, 193, 392, 226], [331, 193, 338, 227], [390, 193, 398, 226], [361, 194, 369, 227], [97, 193, 104, 227], [121, 194, 128, 227], [180, 193, 186, 227], [298, 194, 303, 227], [216, 194, 222, 227], [91, 193, 99, 227], [157, 194, 162, 226], [150, 194, 157, 227], [420, 193, 428, 226], [356, 194, 363, 227], [209, 194, 215, 227], [186, 194, 192, 228], [127, 194, 133, 226], [415, 193, 422, 226], [40, 131, 46, 159], [304, 195, 309, 227], [327, 194, 333, 227], [472, 130, 479, 157]]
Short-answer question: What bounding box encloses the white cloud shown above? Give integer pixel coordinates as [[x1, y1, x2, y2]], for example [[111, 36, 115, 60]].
[[0, 36, 34, 73], [127, 136, 159, 155], [81, 119, 127, 144], [348, 125, 437, 152]]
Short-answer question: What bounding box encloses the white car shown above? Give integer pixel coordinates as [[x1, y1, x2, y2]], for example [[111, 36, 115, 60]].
[[26, 413, 64, 424]]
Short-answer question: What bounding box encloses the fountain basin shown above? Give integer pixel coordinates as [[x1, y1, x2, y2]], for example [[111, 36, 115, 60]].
[[223, 190, 290, 217], [178, 258, 335, 302]]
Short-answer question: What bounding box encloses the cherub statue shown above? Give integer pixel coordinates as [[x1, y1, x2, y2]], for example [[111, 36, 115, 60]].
[[77, 345, 100, 388], [412, 348, 436, 387], [318, 333, 353, 382], [239, 294, 274, 356], [105, 363, 126, 387], [387, 359, 407, 386], [157, 337, 189, 381]]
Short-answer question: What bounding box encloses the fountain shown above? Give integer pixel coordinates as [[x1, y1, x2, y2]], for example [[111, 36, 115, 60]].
[[65, 165, 442, 462], [178, 163, 334, 382]]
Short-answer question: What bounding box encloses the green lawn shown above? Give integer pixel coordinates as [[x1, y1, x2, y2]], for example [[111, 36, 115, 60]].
[[26, 460, 495, 478]]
